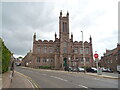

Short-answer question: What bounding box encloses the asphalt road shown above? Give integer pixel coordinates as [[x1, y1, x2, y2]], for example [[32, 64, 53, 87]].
[[15, 67, 118, 89]]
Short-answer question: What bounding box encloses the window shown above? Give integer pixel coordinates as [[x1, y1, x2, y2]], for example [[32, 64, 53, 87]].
[[63, 22, 67, 32], [74, 47, 78, 54], [44, 46, 47, 53], [43, 58, 46, 63], [37, 57, 40, 63], [64, 42, 67, 47], [63, 42, 67, 53], [85, 48, 89, 54], [80, 58, 84, 63], [37, 46, 41, 53], [63, 47, 67, 53], [50, 58, 53, 62], [49, 47, 53, 53], [80, 48, 83, 54], [86, 58, 89, 62]]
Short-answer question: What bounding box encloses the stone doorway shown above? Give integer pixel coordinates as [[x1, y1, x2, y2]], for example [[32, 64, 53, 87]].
[[63, 58, 68, 71]]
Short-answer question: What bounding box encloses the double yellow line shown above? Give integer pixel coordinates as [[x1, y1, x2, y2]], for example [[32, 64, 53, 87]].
[[15, 71, 42, 90]]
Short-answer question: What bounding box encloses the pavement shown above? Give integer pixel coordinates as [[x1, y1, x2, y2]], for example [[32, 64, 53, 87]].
[[2, 70, 39, 89]]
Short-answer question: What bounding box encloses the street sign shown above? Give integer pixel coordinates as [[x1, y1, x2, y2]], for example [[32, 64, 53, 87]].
[[94, 53, 99, 58]]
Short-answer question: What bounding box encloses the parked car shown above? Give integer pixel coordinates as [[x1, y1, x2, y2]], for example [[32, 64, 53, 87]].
[[117, 65, 120, 74], [72, 68, 78, 72], [101, 67, 108, 72], [107, 68, 113, 73], [78, 67, 85, 72], [86, 67, 97, 73], [68, 66, 73, 71], [15, 63, 21, 66]]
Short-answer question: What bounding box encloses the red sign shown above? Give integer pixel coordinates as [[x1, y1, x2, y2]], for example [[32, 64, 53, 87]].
[[94, 53, 99, 58]]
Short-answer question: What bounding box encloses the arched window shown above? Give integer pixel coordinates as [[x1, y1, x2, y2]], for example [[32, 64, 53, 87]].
[[44, 46, 47, 53], [37, 46, 41, 53], [63, 42, 67, 53]]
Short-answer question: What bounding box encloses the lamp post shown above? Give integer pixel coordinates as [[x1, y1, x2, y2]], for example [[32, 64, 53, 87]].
[[81, 31, 86, 73]]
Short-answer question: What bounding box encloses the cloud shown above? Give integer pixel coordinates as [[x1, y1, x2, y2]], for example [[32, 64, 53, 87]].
[[1, 0, 119, 58]]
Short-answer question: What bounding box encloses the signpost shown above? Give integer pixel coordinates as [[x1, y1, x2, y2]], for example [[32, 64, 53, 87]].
[[94, 52, 102, 75], [94, 53, 99, 58]]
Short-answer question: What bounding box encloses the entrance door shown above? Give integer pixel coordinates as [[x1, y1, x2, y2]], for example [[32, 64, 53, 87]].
[[63, 58, 67, 67], [63, 58, 68, 71]]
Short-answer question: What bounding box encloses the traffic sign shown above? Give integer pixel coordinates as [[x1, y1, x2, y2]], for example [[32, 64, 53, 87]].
[[94, 53, 99, 58]]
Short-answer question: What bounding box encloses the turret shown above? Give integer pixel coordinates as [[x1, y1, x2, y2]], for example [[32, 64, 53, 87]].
[[33, 32, 36, 42], [60, 10, 62, 18], [90, 35, 92, 44], [55, 32, 57, 40], [67, 11, 69, 18], [71, 32, 73, 42]]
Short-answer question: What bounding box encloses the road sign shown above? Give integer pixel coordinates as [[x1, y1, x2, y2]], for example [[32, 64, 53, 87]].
[[94, 53, 99, 58]]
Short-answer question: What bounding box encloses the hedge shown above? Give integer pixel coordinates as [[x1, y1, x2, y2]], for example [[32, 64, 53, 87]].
[[0, 38, 11, 73], [39, 66, 54, 69]]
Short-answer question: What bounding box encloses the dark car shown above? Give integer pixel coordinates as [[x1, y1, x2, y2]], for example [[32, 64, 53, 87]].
[[107, 68, 113, 73], [86, 67, 97, 73], [15, 63, 21, 66]]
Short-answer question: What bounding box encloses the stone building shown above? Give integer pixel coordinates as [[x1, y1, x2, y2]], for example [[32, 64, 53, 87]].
[[99, 44, 120, 71], [22, 11, 94, 70]]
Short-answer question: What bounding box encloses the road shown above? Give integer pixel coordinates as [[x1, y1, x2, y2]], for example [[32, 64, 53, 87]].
[[15, 67, 118, 89]]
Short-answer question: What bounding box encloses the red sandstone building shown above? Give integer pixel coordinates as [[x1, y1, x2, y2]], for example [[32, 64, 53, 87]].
[[22, 11, 95, 70], [99, 44, 120, 71]]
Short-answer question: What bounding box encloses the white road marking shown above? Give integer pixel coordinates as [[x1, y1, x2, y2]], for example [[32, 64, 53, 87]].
[[50, 76, 68, 82], [94, 78, 100, 80], [78, 85, 88, 88]]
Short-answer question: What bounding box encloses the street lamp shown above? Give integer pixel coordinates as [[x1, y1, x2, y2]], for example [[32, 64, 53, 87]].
[[81, 31, 86, 73]]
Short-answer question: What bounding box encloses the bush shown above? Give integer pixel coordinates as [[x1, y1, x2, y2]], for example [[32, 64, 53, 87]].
[[39, 66, 54, 69], [0, 38, 11, 73], [81, 66, 91, 69]]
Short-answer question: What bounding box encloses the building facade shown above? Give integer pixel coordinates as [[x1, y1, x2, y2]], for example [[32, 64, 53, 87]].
[[22, 11, 94, 70], [99, 44, 120, 72]]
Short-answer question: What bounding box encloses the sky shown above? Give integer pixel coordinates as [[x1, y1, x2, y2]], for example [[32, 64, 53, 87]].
[[0, 0, 119, 59]]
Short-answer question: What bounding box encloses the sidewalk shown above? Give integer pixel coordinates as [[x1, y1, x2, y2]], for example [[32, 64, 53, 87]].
[[84, 72, 119, 79], [2, 71, 38, 89], [2, 71, 11, 88], [9, 71, 34, 88]]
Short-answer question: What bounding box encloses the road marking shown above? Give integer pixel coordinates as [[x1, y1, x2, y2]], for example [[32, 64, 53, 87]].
[[78, 85, 88, 88], [50, 76, 68, 82], [27, 79, 34, 88], [15, 71, 40, 89], [94, 78, 100, 80], [42, 74, 47, 76]]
